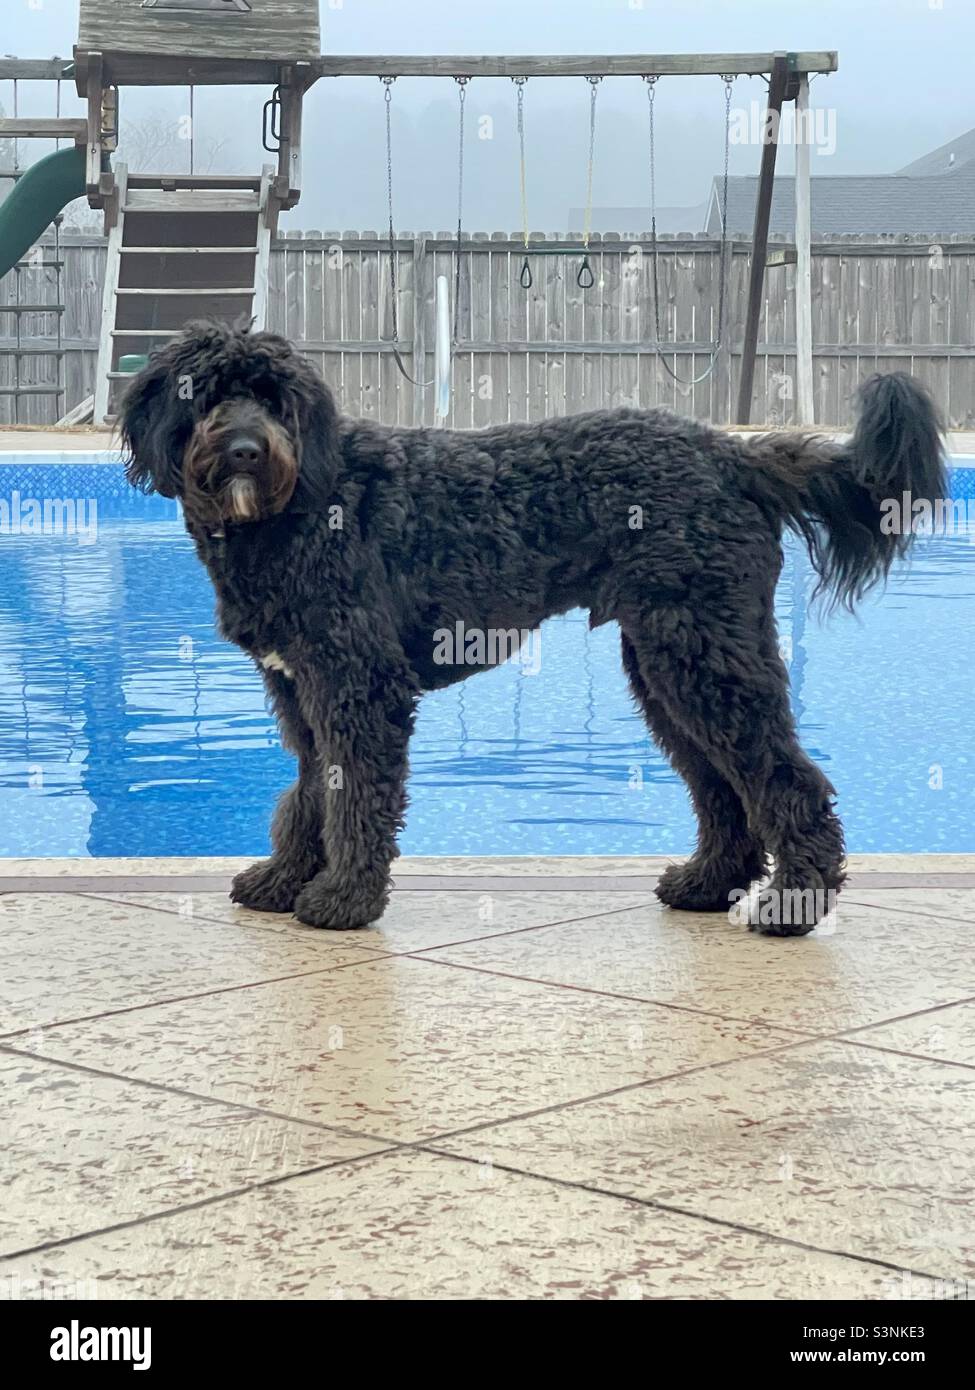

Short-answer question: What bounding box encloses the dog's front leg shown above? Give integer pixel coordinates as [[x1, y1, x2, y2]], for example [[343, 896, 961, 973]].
[[290, 655, 419, 931], [231, 671, 326, 913]]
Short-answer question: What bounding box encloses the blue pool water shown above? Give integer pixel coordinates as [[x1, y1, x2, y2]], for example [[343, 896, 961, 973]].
[[1, 455, 973, 858]]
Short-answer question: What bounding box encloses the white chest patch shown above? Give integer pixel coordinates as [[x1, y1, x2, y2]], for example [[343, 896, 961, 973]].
[[260, 651, 295, 679]]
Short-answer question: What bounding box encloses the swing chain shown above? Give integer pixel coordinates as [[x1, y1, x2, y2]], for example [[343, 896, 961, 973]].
[[454, 76, 469, 343], [382, 78, 399, 341], [381, 76, 435, 387], [578, 76, 602, 289], [645, 73, 735, 388], [512, 77, 532, 287]]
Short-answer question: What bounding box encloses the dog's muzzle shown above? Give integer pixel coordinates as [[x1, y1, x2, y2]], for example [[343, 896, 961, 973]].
[[182, 405, 299, 531]]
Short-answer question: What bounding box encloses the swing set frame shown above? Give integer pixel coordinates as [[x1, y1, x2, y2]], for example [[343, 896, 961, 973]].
[[1, 48, 835, 425], [322, 49, 835, 425]]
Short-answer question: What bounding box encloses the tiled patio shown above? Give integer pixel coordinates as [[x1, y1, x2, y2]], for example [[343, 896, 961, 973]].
[[1, 855, 973, 1300]]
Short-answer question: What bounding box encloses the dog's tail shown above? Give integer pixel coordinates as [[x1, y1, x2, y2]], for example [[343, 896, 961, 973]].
[[741, 372, 947, 609]]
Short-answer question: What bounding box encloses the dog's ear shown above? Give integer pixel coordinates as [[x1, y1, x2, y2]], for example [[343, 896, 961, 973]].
[[119, 350, 190, 499], [286, 354, 343, 512]]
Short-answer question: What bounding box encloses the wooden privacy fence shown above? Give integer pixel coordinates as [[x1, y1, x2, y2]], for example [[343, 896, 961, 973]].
[[2, 230, 975, 429]]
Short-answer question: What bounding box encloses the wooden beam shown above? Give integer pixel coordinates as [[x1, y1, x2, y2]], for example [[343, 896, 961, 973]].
[[274, 66, 309, 209], [315, 52, 838, 79], [84, 52, 104, 207], [794, 74, 815, 425], [0, 59, 74, 81], [66, 49, 837, 90], [0, 119, 86, 143], [94, 163, 127, 425], [73, 51, 294, 90], [252, 167, 274, 330], [735, 55, 790, 425]]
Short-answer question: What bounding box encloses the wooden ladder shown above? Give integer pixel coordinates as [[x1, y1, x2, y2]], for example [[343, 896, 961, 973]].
[[93, 163, 274, 424]]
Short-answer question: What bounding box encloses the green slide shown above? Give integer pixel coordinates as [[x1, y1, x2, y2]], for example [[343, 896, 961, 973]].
[[0, 146, 87, 280]]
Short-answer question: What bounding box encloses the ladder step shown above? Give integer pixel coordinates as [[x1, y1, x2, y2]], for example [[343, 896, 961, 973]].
[[120, 246, 259, 255], [115, 287, 255, 296], [124, 190, 260, 213], [126, 174, 263, 191]]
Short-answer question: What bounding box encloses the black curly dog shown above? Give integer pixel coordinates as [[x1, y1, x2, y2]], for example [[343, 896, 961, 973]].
[[120, 323, 945, 934]]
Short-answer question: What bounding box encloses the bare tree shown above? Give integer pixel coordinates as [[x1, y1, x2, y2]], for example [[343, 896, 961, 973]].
[[117, 108, 231, 175]]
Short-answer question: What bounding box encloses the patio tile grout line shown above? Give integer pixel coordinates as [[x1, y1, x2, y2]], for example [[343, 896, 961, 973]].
[[76, 892, 388, 954], [400, 945, 975, 1039], [843, 897, 975, 928], [387, 900, 661, 956], [7, 885, 971, 1047], [398, 951, 831, 1034], [0, 1042, 411, 1151], [0, 1031, 825, 1160], [0, 1147, 402, 1266], [826, 993, 975, 1044], [0, 897, 663, 1042], [0, 952, 400, 1042], [4, 1014, 973, 1271], [5, 957, 973, 1124], [77, 890, 661, 958], [410, 1147, 953, 1286], [400, 999, 975, 1145], [0, 1125, 946, 1290], [833, 1037, 975, 1071]]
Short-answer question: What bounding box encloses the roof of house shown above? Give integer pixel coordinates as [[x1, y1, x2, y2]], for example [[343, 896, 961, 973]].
[[707, 170, 975, 237], [897, 129, 975, 177]]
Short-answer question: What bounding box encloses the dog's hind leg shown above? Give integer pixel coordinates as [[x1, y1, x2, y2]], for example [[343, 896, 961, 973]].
[[623, 603, 845, 935], [621, 633, 766, 911], [231, 674, 325, 913]]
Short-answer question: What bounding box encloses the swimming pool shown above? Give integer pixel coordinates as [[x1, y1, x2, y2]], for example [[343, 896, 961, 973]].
[[1, 454, 973, 858]]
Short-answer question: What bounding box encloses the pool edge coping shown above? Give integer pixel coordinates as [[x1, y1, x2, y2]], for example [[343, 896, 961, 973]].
[[2, 854, 974, 895]]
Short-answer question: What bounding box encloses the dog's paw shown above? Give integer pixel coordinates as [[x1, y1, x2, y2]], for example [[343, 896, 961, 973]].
[[230, 859, 309, 914], [656, 856, 764, 914], [293, 874, 388, 931], [748, 878, 837, 936]]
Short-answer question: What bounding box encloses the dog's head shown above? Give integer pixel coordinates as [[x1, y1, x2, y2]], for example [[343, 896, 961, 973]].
[[119, 322, 339, 530]]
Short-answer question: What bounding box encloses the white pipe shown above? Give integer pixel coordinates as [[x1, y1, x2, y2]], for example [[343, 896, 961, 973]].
[[795, 75, 815, 426], [434, 274, 451, 422]]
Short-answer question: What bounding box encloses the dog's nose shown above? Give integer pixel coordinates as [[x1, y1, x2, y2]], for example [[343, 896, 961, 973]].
[[227, 435, 264, 468]]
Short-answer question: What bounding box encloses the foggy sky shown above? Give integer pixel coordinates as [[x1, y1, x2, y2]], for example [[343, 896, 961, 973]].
[[2, 1, 972, 231]]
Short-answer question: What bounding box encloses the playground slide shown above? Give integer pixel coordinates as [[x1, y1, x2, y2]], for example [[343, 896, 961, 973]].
[[0, 146, 87, 281]]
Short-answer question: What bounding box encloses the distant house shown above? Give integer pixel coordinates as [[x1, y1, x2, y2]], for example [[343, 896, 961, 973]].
[[705, 130, 975, 237], [896, 129, 975, 178]]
